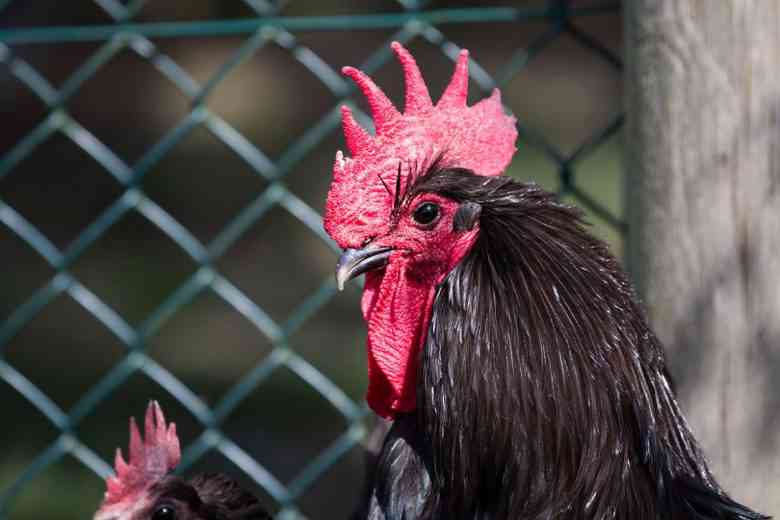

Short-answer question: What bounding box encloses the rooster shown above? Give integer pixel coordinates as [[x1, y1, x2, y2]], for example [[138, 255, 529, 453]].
[[325, 43, 768, 519], [93, 401, 271, 520]]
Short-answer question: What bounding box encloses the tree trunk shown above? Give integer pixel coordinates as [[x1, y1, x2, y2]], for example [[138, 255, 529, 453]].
[[624, 1, 780, 516]]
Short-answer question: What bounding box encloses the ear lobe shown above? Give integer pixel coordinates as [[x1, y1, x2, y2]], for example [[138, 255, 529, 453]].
[[453, 202, 481, 231]]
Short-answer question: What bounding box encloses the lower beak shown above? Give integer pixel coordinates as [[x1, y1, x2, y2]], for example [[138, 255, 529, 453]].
[[336, 246, 393, 291]]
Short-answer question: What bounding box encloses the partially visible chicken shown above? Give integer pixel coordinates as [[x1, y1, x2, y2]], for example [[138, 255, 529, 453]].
[[93, 401, 270, 520]]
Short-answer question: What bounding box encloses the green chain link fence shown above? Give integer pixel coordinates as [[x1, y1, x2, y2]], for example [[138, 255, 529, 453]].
[[0, 1, 622, 518]]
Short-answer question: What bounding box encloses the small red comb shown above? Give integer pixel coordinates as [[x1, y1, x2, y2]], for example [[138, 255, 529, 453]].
[[324, 42, 518, 249], [102, 401, 180, 505]]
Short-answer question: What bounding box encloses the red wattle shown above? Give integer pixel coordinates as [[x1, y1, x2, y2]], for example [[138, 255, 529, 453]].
[[362, 259, 437, 418]]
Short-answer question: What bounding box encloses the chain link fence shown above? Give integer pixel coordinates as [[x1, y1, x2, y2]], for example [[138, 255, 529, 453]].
[[0, 1, 622, 518]]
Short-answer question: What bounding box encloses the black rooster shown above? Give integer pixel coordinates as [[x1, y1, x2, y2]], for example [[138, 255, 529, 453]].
[[325, 43, 769, 519], [93, 402, 270, 520]]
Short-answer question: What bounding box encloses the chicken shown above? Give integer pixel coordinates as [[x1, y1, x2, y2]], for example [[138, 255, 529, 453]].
[[93, 401, 270, 520], [325, 43, 768, 519]]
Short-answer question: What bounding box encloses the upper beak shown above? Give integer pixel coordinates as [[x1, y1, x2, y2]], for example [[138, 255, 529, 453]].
[[336, 246, 393, 291]]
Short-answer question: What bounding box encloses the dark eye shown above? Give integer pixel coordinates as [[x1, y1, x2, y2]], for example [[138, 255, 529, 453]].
[[412, 202, 440, 226], [152, 504, 176, 520]]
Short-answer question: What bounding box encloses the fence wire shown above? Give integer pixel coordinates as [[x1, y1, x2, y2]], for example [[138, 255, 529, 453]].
[[0, 1, 622, 518]]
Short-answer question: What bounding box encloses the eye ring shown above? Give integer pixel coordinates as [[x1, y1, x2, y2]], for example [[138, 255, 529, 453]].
[[412, 202, 440, 227], [152, 504, 176, 520]]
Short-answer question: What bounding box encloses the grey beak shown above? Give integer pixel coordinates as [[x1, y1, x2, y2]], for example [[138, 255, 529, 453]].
[[335, 246, 393, 291]]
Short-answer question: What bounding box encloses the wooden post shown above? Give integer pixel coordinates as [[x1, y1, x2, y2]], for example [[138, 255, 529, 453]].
[[624, 1, 780, 515]]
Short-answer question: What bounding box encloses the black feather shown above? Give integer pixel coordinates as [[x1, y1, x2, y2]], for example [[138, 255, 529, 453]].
[[378, 173, 393, 198], [147, 473, 272, 520], [394, 161, 403, 213], [190, 473, 271, 519], [361, 167, 768, 520]]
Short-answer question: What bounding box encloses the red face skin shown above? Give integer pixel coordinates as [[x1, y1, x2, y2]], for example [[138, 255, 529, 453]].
[[358, 193, 479, 418]]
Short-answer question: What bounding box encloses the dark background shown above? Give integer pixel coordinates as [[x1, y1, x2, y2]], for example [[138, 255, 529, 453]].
[[0, 2, 622, 518]]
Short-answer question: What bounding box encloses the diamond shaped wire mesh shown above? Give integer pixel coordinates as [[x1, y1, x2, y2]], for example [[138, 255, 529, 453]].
[[0, 1, 622, 518]]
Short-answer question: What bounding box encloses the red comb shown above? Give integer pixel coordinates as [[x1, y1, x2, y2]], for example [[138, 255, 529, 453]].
[[324, 42, 518, 249], [102, 401, 180, 506]]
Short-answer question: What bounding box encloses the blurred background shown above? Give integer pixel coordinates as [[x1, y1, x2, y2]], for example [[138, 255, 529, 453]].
[[0, 1, 623, 519]]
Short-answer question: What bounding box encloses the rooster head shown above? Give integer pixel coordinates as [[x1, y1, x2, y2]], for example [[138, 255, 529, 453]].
[[324, 43, 518, 418], [94, 401, 181, 520]]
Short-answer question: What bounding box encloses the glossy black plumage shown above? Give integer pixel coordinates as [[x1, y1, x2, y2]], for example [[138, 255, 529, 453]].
[[137, 473, 271, 520], [359, 167, 768, 520]]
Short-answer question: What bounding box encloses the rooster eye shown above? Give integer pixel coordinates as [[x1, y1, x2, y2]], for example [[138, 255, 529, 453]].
[[412, 202, 440, 226], [152, 505, 176, 520]]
